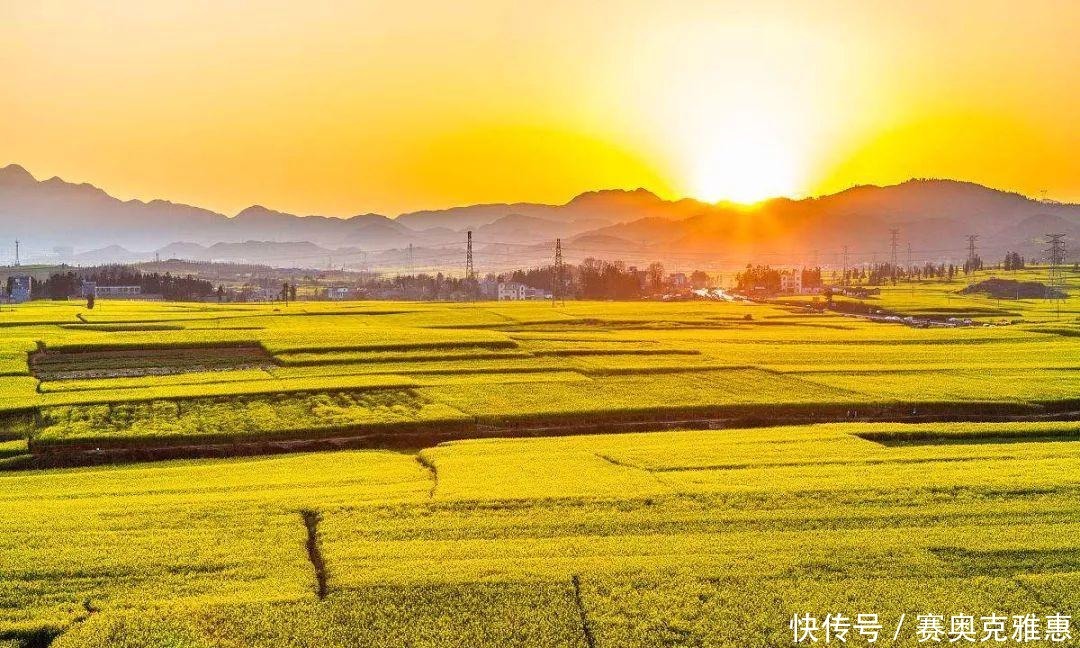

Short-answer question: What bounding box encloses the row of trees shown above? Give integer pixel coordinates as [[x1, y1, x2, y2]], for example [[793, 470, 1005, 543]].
[[348, 259, 713, 301], [734, 266, 823, 293], [33, 266, 215, 301], [1002, 251, 1026, 270]]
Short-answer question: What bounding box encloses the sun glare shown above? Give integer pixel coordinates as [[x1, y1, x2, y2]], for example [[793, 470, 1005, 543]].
[[690, 128, 799, 205]]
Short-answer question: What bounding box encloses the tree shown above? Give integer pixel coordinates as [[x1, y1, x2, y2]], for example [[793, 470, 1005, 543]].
[[734, 265, 781, 293], [801, 267, 822, 289], [690, 270, 710, 289], [86, 293, 95, 309], [289, 283, 298, 302], [646, 262, 665, 292]]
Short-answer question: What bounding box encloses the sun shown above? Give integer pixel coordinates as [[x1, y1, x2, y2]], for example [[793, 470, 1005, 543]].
[[690, 128, 800, 205]]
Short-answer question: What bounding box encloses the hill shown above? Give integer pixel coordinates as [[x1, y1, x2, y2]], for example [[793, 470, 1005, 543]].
[[2, 164, 1077, 268]]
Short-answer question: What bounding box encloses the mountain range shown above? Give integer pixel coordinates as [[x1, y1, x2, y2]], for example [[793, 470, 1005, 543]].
[[1, 163, 1077, 271]]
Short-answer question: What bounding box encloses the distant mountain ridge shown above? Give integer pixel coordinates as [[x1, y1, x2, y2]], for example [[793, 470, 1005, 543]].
[[1, 163, 1077, 269]]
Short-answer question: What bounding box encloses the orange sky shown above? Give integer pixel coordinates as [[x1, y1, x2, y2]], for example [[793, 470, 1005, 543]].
[[2, 0, 1077, 216]]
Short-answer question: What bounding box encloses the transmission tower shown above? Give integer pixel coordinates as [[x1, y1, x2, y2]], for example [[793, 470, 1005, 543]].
[[966, 234, 979, 266], [407, 243, 415, 276], [552, 238, 564, 307], [14, 240, 20, 267], [1046, 233, 1066, 318], [465, 230, 476, 301]]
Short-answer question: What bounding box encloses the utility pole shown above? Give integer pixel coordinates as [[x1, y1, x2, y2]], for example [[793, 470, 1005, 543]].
[[465, 230, 475, 301], [889, 229, 899, 273], [552, 238, 564, 307], [906, 242, 914, 294], [841, 245, 849, 287], [1046, 233, 1066, 319]]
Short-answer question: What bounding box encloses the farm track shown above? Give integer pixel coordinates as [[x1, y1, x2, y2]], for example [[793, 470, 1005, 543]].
[[571, 575, 597, 648], [16, 403, 1080, 470]]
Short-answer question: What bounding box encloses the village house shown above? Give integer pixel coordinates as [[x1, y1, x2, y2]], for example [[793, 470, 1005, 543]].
[[497, 282, 550, 301], [93, 285, 143, 299], [779, 270, 803, 294], [325, 286, 353, 301], [8, 275, 31, 303], [497, 282, 527, 301]]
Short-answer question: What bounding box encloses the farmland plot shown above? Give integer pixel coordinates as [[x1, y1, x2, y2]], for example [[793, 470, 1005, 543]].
[[33, 390, 468, 448], [5, 420, 1080, 646]]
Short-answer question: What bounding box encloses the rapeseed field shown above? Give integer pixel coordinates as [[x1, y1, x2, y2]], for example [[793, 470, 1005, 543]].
[[0, 275, 1077, 646]]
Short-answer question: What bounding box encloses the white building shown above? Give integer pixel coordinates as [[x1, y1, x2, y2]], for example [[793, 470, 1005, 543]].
[[9, 276, 31, 303], [779, 270, 802, 294], [326, 287, 352, 301], [94, 285, 142, 298], [497, 282, 528, 301]]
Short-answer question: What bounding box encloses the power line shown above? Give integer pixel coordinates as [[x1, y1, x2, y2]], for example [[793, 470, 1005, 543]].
[[154, 231, 982, 270]]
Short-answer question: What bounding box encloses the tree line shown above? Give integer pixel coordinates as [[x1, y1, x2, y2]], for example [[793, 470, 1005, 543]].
[[32, 266, 215, 301]]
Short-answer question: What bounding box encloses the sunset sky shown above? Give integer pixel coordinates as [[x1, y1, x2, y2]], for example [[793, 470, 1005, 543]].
[[2, 0, 1077, 216]]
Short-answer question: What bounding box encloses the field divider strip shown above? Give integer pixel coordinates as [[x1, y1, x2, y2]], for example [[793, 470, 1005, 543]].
[[416, 453, 438, 499], [300, 510, 329, 600]]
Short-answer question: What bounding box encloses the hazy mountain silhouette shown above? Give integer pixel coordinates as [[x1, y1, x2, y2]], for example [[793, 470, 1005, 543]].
[[1, 164, 1077, 268]]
